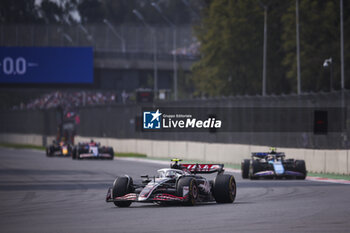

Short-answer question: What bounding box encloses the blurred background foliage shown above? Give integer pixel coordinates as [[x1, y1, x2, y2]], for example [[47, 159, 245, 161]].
[[193, 0, 350, 97], [1, 0, 349, 97]]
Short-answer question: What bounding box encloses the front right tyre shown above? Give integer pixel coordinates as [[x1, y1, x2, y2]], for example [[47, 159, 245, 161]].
[[241, 159, 250, 179], [46, 146, 53, 157], [112, 176, 133, 207], [176, 177, 198, 206]]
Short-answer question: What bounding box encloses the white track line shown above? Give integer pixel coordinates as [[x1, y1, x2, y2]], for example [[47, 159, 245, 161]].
[[306, 176, 350, 185]]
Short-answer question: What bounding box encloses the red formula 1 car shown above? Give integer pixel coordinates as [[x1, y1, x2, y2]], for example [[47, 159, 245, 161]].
[[106, 159, 236, 207], [46, 140, 73, 157]]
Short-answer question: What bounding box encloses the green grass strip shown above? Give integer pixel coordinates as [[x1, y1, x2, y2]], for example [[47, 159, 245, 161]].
[[307, 172, 350, 181], [115, 152, 147, 158], [0, 142, 45, 151]]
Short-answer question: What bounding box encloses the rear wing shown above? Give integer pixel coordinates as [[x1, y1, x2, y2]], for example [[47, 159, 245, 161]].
[[181, 164, 224, 174], [252, 152, 285, 158]]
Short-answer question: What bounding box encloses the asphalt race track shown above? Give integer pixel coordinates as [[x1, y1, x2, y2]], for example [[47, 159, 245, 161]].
[[0, 148, 350, 233]]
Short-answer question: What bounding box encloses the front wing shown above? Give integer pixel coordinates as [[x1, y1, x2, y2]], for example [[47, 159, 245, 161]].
[[77, 153, 112, 159], [252, 170, 305, 178], [105, 187, 188, 203], [51, 148, 71, 156]]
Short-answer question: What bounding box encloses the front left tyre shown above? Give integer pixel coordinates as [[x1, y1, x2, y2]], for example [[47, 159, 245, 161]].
[[295, 160, 307, 179], [213, 174, 236, 203], [72, 146, 77, 159]]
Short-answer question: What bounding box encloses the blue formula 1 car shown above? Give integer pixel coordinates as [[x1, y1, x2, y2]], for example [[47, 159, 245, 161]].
[[241, 148, 307, 180]]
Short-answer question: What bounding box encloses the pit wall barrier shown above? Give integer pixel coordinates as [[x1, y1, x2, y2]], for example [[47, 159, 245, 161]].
[[0, 133, 348, 175], [74, 136, 350, 175], [0, 133, 55, 147]]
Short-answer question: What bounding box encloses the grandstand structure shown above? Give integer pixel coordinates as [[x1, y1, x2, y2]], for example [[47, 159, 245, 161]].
[[0, 24, 199, 108], [1, 24, 198, 89]]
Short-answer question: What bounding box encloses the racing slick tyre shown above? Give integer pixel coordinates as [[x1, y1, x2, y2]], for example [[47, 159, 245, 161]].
[[76, 147, 85, 160], [295, 160, 307, 180], [46, 146, 53, 157], [67, 145, 73, 157], [112, 176, 133, 207], [176, 177, 198, 206], [72, 147, 77, 160], [241, 159, 250, 179], [108, 148, 114, 160], [213, 174, 236, 203]]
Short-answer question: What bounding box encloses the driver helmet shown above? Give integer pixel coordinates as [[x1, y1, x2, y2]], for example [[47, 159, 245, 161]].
[[170, 158, 182, 170], [269, 147, 277, 154]]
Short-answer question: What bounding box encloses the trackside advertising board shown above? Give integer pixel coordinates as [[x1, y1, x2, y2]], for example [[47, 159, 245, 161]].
[[0, 47, 93, 84]]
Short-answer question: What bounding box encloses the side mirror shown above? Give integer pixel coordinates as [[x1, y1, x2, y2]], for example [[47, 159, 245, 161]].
[[141, 175, 150, 184]]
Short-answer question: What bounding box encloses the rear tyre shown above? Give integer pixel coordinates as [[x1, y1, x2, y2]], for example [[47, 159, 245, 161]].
[[112, 176, 133, 207], [295, 160, 307, 180], [213, 174, 236, 203], [176, 177, 198, 206], [109, 148, 114, 160], [241, 159, 250, 179]]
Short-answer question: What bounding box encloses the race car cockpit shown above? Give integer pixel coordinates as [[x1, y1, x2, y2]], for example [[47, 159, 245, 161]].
[[157, 169, 184, 179]]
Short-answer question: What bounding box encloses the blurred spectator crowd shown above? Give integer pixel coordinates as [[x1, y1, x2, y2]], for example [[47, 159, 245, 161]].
[[172, 41, 200, 58], [13, 91, 117, 112]]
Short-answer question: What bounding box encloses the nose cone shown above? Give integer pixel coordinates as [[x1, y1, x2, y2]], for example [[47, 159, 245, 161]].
[[138, 182, 156, 201]]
